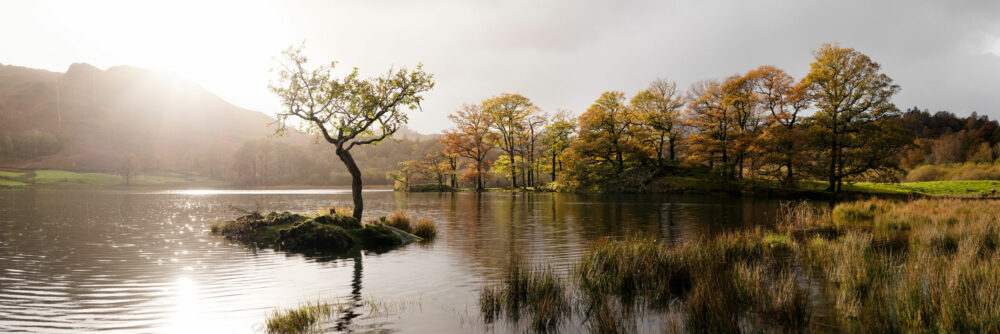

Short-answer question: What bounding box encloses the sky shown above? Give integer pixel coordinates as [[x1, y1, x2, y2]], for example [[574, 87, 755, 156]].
[[2, 0, 1000, 134]]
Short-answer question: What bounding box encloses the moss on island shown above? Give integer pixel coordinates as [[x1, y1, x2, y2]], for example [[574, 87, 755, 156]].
[[210, 211, 428, 254]]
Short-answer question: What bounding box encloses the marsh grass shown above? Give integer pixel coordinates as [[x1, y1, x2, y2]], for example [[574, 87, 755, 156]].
[[793, 198, 1000, 332], [265, 301, 334, 334], [483, 233, 810, 333], [479, 259, 571, 333], [479, 199, 1000, 332]]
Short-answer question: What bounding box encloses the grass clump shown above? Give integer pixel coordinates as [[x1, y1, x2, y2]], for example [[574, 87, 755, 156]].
[[480, 260, 571, 333], [412, 218, 438, 240], [265, 301, 333, 334], [576, 236, 683, 308], [382, 211, 412, 232]]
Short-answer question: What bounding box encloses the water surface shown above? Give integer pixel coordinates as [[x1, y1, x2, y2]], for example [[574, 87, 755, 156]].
[[0, 188, 784, 333]]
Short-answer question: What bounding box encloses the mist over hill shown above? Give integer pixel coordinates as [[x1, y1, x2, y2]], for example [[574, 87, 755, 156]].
[[0, 63, 441, 186]]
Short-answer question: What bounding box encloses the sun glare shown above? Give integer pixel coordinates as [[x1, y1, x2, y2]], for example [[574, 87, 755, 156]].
[[37, 0, 287, 109]]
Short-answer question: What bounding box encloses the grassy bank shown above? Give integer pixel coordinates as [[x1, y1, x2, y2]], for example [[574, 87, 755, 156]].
[[797, 179, 1000, 197], [399, 178, 1000, 199], [0, 169, 226, 188], [479, 198, 1000, 332]]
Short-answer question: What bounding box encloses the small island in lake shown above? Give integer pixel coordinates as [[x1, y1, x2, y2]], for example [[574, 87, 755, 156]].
[[210, 210, 435, 254]]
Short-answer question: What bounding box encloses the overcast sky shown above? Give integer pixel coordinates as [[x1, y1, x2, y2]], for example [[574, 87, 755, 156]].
[[2, 0, 1000, 134]]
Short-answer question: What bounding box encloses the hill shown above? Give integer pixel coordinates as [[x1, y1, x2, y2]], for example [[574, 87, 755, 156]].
[[0, 62, 311, 172], [0, 62, 444, 186]]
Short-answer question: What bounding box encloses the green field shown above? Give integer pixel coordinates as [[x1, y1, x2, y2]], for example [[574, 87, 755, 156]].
[[799, 179, 1000, 196], [0, 169, 227, 188]]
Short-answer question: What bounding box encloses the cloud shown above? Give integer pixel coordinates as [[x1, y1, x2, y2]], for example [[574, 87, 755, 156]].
[[2, 0, 999, 133]]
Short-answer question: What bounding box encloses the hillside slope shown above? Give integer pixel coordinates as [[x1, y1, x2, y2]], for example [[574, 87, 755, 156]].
[[0, 62, 309, 171]]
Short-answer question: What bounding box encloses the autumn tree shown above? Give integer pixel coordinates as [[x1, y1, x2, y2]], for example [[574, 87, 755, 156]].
[[720, 73, 766, 179], [804, 44, 908, 196], [482, 93, 535, 189], [419, 152, 453, 187], [748, 65, 810, 187], [442, 104, 494, 191], [684, 80, 733, 175], [631, 79, 685, 167], [563, 91, 650, 191], [541, 110, 576, 182], [269, 45, 434, 220]]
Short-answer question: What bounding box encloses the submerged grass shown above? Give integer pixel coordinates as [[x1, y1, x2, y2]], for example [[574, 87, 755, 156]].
[[480, 259, 571, 333]]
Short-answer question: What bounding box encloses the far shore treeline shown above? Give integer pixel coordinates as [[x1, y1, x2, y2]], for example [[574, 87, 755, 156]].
[[391, 44, 1000, 194], [1, 44, 999, 192]]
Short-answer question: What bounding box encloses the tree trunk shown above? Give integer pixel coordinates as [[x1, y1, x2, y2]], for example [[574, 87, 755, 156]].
[[551, 150, 556, 182], [336, 147, 364, 221], [510, 154, 518, 188], [668, 136, 676, 161], [476, 160, 484, 192]]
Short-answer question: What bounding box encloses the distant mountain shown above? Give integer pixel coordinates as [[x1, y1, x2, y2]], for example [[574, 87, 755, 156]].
[[0, 62, 312, 171]]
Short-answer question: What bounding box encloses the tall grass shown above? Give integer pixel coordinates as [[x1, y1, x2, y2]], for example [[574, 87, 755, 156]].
[[479, 259, 571, 333], [793, 198, 1000, 332]]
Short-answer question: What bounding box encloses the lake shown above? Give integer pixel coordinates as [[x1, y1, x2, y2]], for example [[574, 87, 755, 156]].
[[0, 188, 787, 333]]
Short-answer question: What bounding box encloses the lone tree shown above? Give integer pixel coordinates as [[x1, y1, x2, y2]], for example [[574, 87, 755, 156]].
[[804, 44, 908, 199], [269, 45, 434, 220]]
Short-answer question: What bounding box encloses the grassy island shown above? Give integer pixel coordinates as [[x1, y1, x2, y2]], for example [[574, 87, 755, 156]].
[[210, 210, 433, 254]]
